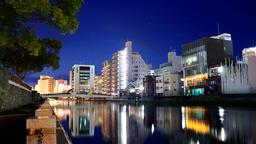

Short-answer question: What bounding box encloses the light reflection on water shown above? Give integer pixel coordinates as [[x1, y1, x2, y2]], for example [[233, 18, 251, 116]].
[[49, 100, 256, 144]]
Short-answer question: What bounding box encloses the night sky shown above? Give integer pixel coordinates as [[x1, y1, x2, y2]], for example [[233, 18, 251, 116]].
[[26, 0, 256, 85]]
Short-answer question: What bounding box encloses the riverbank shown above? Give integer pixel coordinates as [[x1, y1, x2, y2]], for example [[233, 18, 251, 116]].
[[75, 94, 256, 106], [0, 101, 71, 144]]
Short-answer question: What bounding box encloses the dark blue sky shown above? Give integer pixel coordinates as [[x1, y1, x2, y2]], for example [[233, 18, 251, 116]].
[[26, 0, 256, 85]]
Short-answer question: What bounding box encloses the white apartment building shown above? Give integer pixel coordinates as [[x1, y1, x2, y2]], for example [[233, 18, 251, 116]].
[[108, 41, 148, 95], [155, 51, 182, 96], [70, 64, 95, 94], [131, 52, 148, 86], [116, 41, 148, 94], [117, 41, 132, 91]]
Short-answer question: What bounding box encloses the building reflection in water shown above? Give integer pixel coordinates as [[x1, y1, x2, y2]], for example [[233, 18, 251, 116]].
[[50, 99, 256, 144]]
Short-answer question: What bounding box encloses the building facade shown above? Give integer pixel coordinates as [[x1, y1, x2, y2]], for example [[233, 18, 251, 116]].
[[143, 75, 156, 96], [155, 52, 181, 75], [162, 73, 182, 96], [242, 47, 256, 93], [154, 51, 183, 96], [111, 53, 118, 95], [102, 41, 148, 96], [247, 56, 256, 92], [35, 75, 55, 94], [54, 79, 70, 94], [242, 46, 256, 62], [35, 75, 70, 94], [102, 60, 112, 95], [116, 42, 132, 94], [94, 76, 103, 94], [70, 64, 95, 94], [182, 33, 233, 96], [156, 76, 164, 96], [131, 52, 148, 86]]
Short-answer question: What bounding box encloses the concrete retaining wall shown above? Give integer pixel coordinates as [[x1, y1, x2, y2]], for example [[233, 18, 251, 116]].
[[0, 68, 39, 112]]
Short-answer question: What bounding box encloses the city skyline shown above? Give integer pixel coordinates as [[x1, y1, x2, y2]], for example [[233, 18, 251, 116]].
[[25, 0, 256, 85], [2, 1, 256, 144]]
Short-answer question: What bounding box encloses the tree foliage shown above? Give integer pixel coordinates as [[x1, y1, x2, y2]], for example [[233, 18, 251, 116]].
[[0, 0, 84, 78]]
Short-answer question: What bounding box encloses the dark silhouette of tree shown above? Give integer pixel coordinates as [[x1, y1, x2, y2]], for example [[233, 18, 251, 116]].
[[0, 0, 84, 78]]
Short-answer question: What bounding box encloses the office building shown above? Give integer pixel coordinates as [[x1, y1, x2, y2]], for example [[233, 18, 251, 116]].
[[242, 46, 256, 62], [182, 33, 233, 96], [70, 64, 95, 94]]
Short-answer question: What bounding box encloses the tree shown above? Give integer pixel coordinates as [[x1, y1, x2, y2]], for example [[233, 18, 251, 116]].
[[0, 0, 84, 78]]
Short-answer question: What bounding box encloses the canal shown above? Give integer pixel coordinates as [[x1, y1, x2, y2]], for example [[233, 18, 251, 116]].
[[49, 99, 256, 144]]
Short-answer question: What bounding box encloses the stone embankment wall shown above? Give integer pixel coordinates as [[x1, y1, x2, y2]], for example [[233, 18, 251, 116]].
[[0, 68, 40, 112]]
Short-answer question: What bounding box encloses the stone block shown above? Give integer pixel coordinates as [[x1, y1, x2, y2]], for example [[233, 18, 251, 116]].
[[35, 109, 53, 117], [26, 116, 56, 129], [28, 128, 56, 135], [27, 134, 56, 144]]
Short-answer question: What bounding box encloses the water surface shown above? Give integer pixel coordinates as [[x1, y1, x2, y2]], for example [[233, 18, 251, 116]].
[[50, 100, 256, 144]]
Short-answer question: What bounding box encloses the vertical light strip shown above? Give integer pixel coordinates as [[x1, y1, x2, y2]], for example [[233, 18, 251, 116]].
[[121, 105, 127, 144]]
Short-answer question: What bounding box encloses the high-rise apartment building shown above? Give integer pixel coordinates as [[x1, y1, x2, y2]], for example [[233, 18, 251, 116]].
[[182, 33, 233, 96], [102, 41, 148, 96], [102, 60, 112, 95], [117, 41, 133, 93], [242, 46, 256, 62], [131, 52, 148, 83], [70, 64, 95, 94], [94, 76, 103, 94], [111, 53, 118, 95]]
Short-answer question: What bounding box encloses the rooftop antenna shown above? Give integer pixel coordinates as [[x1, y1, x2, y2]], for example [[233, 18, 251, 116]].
[[217, 22, 220, 35]]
